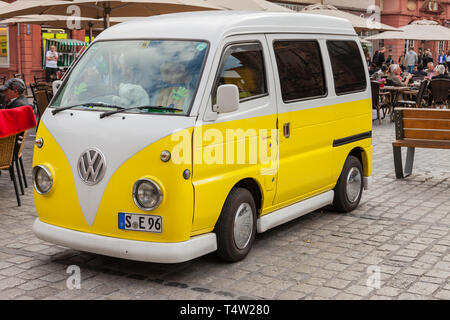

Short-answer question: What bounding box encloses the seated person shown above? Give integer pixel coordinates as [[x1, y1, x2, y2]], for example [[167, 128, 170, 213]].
[[427, 65, 450, 106], [372, 65, 388, 80], [153, 62, 192, 111], [425, 62, 435, 78], [368, 63, 379, 76], [432, 64, 450, 80], [388, 64, 413, 87], [413, 64, 427, 77], [0, 78, 29, 109]]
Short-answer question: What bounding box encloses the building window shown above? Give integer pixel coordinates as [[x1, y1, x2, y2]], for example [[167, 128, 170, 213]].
[[438, 41, 445, 55], [273, 40, 326, 102], [404, 40, 415, 54], [0, 25, 9, 67]]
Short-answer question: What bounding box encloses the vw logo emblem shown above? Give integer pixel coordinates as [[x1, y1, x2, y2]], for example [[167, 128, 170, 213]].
[[77, 148, 106, 186]]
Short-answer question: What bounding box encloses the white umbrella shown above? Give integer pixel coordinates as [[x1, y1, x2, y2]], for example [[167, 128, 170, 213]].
[[0, 14, 137, 41], [365, 19, 450, 41], [302, 4, 399, 32], [0, 0, 222, 28], [1, 14, 108, 29], [0, 14, 137, 30]]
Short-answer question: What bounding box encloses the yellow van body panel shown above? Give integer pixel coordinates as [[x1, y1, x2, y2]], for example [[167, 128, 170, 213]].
[[191, 113, 278, 233], [33, 123, 195, 243], [32, 124, 90, 232], [190, 98, 372, 233], [34, 99, 372, 241]]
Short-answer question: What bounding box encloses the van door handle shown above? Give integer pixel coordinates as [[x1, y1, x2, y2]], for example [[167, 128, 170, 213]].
[[283, 122, 290, 138]]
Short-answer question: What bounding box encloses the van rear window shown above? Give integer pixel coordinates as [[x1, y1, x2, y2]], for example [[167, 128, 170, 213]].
[[327, 40, 367, 95], [273, 41, 326, 102]]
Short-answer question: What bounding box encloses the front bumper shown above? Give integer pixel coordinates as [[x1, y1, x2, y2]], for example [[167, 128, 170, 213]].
[[33, 218, 217, 263]]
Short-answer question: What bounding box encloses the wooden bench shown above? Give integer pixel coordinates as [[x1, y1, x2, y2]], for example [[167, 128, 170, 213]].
[[393, 107, 450, 179]]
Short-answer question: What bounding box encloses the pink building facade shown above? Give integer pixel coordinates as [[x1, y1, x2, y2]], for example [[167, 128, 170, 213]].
[[380, 0, 450, 64]]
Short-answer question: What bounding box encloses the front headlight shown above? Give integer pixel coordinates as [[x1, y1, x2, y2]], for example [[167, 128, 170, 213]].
[[132, 179, 163, 211], [32, 165, 53, 195]]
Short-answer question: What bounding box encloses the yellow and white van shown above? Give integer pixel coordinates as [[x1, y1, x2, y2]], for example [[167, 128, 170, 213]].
[[32, 11, 372, 263]]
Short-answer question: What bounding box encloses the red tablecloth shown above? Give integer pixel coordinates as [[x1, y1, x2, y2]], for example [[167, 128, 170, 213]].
[[0, 105, 37, 138]]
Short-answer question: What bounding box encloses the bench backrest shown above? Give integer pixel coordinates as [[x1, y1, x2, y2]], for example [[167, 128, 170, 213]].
[[394, 108, 450, 141]]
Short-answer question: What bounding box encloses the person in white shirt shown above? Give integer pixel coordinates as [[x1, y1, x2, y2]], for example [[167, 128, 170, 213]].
[[46, 45, 58, 82], [447, 50, 450, 69]]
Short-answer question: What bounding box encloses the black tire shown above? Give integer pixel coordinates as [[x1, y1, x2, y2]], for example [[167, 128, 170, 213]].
[[215, 187, 257, 262], [333, 155, 364, 213]]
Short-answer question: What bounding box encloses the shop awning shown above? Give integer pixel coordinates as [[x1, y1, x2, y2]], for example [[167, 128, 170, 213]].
[[44, 38, 88, 68]]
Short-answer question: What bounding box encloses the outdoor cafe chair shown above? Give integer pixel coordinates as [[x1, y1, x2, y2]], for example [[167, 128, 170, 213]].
[[0, 106, 37, 207], [33, 75, 48, 85], [0, 134, 21, 206], [429, 79, 450, 108], [30, 83, 51, 123], [13, 130, 29, 196], [397, 79, 429, 108], [371, 81, 390, 124]]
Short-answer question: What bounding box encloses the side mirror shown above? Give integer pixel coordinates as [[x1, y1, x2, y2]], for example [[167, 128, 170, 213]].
[[52, 80, 63, 95], [213, 84, 239, 113]]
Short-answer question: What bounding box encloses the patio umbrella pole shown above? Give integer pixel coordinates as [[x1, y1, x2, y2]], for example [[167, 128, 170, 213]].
[[103, 5, 111, 29], [88, 22, 93, 43]]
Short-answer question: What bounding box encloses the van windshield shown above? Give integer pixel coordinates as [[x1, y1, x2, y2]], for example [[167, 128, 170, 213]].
[[51, 40, 208, 116]]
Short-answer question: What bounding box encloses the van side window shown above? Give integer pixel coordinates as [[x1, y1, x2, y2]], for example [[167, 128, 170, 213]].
[[213, 43, 267, 102], [327, 40, 367, 95], [273, 41, 326, 102]]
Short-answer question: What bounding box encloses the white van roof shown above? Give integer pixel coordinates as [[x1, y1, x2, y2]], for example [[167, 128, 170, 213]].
[[96, 11, 356, 43]]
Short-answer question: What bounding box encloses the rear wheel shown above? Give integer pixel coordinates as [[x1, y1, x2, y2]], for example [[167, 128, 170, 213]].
[[333, 155, 363, 213], [215, 188, 257, 262]]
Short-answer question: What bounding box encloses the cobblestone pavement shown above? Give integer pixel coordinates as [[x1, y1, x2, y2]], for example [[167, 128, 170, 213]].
[[0, 118, 449, 300]]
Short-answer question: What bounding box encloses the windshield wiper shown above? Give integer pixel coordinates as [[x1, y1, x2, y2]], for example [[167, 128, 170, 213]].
[[99, 105, 184, 119], [52, 102, 124, 115]]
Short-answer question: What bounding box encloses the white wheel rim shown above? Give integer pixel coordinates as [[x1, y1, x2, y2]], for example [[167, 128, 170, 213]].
[[346, 167, 362, 203], [233, 203, 253, 250]]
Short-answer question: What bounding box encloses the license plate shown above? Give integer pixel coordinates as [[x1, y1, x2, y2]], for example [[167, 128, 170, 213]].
[[118, 212, 162, 233]]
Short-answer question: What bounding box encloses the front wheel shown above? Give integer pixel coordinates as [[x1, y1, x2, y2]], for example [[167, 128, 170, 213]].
[[215, 188, 257, 262], [333, 155, 364, 213]]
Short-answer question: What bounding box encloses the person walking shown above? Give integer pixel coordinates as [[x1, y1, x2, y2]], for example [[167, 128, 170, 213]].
[[365, 51, 371, 67], [45, 45, 59, 82], [386, 54, 394, 66], [422, 48, 433, 67], [372, 50, 379, 67], [438, 51, 447, 64], [398, 54, 406, 72], [376, 47, 386, 68], [418, 48, 423, 69], [405, 47, 418, 74], [446, 50, 450, 69]]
